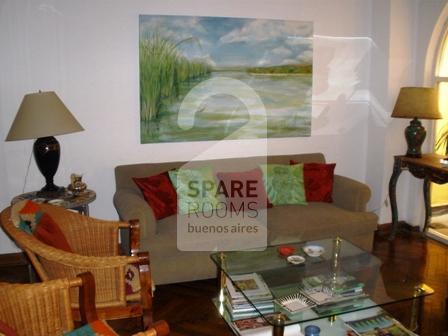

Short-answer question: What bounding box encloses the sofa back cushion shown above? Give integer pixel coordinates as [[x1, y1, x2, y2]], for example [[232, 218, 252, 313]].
[[115, 153, 326, 192], [216, 168, 273, 211]]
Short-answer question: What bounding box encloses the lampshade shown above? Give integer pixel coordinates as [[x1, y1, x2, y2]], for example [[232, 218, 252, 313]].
[[391, 87, 442, 120], [5, 91, 84, 141]]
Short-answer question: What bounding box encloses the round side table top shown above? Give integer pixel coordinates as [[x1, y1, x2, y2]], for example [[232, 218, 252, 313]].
[[11, 189, 96, 210]]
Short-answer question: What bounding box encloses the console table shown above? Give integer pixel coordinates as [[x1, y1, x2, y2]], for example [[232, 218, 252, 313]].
[[388, 153, 448, 239]]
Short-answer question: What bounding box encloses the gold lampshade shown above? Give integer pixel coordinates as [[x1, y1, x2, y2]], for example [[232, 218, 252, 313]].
[[6, 91, 83, 141], [391, 87, 441, 120]]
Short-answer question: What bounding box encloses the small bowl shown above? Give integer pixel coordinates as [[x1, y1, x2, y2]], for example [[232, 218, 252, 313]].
[[48, 199, 64, 207], [278, 246, 296, 257], [303, 245, 325, 257], [287, 255, 306, 265]]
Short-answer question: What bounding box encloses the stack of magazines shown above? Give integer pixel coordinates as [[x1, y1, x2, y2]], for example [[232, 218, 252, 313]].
[[225, 273, 274, 320]]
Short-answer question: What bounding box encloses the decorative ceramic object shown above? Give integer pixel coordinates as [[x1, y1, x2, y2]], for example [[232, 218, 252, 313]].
[[286, 255, 305, 265], [277, 246, 296, 257], [303, 245, 325, 257], [68, 173, 87, 196]]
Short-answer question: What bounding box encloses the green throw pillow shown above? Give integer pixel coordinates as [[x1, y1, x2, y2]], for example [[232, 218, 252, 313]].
[[259, 164, 307, 206], [168, 167, 220, 215]]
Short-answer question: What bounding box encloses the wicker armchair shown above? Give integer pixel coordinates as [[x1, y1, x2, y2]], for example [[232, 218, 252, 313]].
[[0, 272, 96, 335], [0, 204, 154, 328], [0, 272, 169, 336]]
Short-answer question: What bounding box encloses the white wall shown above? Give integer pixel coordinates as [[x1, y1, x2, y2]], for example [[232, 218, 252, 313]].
[[0, 0, 444, 253]]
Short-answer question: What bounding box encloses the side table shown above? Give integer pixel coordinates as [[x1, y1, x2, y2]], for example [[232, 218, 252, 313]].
[[388, 153, 448, 239], [11, 189, 96, 215]]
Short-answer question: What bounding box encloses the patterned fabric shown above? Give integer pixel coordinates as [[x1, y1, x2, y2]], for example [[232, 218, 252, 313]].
[[64, 320, 118, 335], [290, 161, 336, 202], [0, 320, 17, 336], [11, 200, 43, 233], [125, 264, 141, 295], [216, 168, 273, 211], [10, 200, 72, 252], [259, 164, 307, 206], [169, 167, 221, 215]]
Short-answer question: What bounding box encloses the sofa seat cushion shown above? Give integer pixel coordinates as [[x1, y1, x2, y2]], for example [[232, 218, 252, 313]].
[[267, 203, 377, 246]]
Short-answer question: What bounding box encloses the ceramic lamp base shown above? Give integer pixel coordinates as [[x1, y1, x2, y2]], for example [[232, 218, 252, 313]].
[[405, 117, 426, 158]]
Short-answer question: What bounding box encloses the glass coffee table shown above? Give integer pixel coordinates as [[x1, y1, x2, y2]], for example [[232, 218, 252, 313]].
[[210, 237, 433, 336]]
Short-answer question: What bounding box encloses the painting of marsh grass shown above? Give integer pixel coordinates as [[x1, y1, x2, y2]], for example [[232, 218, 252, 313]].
[[139, 15, 313, 143]]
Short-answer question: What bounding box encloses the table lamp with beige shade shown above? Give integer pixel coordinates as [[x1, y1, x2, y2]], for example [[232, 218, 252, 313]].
[[5, 91, 84, 197], [391, 87, 442, 158]]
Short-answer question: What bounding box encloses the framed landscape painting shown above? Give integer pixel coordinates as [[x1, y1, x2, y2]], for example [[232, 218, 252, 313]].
[[139, 15, 313, 143]]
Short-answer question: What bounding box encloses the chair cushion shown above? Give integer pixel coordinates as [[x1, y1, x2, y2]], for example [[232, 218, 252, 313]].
[[216, 168, 273, 211], [11, 200, 43, 233], [33, 212, 73, 252], [259, 164, 307, 206], [0, 320, 17, 336], [10, 200, 72, 252], [64, 320, 117, 335], [125, 264, 141, 296], [133, 172, 177, 220], [291, 161, 336, 202]]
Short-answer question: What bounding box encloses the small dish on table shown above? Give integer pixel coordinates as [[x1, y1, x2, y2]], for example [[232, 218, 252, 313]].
[[277, 246, 296, 257], [286, 255, 306, 265], [303, 245, 325, 257]]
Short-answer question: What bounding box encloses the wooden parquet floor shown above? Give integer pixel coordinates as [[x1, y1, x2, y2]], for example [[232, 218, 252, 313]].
[[148, 230, 448, 336], [1, 229, 447, 335]]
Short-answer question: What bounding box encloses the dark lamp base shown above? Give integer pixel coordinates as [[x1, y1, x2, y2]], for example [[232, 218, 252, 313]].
[[405, 118, 426, 158]]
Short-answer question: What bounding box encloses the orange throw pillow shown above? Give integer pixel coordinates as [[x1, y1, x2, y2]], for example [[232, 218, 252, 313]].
[[33, 213, 72, 252]]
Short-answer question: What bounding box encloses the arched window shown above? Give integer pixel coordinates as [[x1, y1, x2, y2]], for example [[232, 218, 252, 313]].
[[431, 30, 448, 207]]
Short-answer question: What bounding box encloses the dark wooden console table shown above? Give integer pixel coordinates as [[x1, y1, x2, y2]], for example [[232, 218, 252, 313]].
[[388, 153, 448, 239]]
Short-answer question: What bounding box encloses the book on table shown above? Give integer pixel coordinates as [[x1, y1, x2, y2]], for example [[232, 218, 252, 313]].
[[343, 311, 418, 336], [231, 314, 302, 336], [225, 273, 274, 320]]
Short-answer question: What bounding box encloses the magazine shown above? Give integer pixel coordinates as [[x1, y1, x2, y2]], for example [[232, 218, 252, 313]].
[[226, 273, 272, 300], [233, 314, 302, 336], [344, 312, 418, 336]]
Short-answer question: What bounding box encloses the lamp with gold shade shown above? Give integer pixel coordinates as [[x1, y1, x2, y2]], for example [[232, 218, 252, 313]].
[[391, 87, 442, 158], [5, 91, 84, 197]]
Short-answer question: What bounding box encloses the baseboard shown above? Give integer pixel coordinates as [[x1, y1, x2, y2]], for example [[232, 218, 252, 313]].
[[0, 252, 29, 267]]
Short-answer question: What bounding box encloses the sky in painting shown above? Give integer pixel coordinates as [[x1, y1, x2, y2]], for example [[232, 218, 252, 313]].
[[139, 15, 313, 68]]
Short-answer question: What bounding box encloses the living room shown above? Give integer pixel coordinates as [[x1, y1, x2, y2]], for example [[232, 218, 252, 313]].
[[0, 1, 447, 335]]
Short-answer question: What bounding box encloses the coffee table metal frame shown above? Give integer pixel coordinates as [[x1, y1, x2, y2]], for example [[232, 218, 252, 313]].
[[211, 237, 433, 336]]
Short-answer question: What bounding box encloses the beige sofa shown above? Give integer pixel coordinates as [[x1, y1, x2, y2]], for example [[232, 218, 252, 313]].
[[114, 153, 378, 284]]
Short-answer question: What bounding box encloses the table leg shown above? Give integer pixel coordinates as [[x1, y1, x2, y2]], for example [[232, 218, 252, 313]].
[[272, 313, 286, 336], [389, 157, 403, 240], [422, 177, 431, 234]]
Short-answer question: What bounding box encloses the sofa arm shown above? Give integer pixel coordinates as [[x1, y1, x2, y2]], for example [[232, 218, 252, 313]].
[[332, 175, 371, 212], [113, 188, 157, 239]]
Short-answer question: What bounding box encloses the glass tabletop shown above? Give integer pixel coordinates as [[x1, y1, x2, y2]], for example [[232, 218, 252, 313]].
[[210, 237, 434, 327]]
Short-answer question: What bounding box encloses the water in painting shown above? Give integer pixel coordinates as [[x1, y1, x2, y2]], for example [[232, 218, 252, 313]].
[[139, 15, 313, 143]]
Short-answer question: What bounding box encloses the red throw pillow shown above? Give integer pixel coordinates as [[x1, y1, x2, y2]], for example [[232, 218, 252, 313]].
[[133, 172, 177, 220], [33, 213, 73, 252], [290, 160, 336, 202], [0, 320, 18, 336], [216, 168, 273, 212]]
